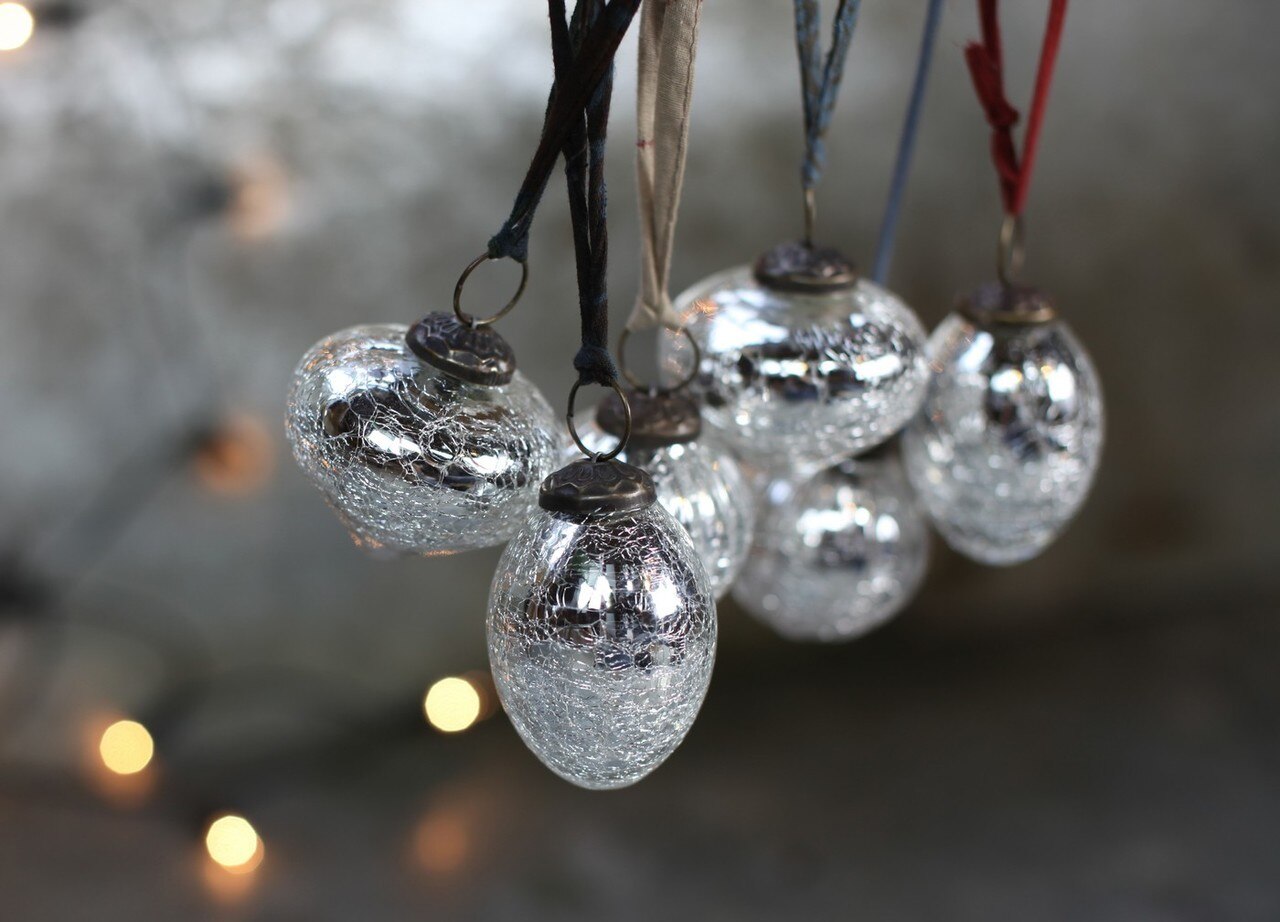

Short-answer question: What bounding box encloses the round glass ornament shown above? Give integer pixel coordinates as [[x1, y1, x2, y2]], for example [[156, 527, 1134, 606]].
[[660, 243, 930, 477], [902, 283, 1104, 565], [286, 316, 560, 554], [568, 388, 754, 598], [487, 456, 716, 790], [733, 444, 929, 642]]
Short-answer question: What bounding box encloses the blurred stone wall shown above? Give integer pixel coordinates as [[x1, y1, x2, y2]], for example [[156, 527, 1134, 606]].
[[0, 0, 1276, 762]]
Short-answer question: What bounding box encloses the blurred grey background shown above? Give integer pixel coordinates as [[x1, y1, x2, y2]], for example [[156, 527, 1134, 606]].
[[0, 1, 1277, 919]]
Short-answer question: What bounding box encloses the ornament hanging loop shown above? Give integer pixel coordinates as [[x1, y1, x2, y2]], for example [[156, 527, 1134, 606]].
[[453, 252, 530, 328], [617, 326, 701, 396], [997, 213, 1025, 286], [567, 379, 632, 462]]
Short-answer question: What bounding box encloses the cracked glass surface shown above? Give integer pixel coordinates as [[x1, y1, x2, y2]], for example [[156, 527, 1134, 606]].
[[487, 503, 716, 790], [286, 324, 559, 554], [570, 421, 755, 599], [733, 450, 929, 642], [660, 265, 929, 477], [902, 312, 1104, 565]]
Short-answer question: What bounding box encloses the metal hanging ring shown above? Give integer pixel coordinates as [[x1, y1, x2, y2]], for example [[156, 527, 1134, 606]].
[[567, 379, 631, 462], [997, 213, 1025, 286], [452, 252, 530, 328], [616, 325, 702, 395]]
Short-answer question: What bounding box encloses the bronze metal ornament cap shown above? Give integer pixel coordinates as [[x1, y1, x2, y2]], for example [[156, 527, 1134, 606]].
[[539, 458, 658, 515], [753, 241, 858, 293], [958, 282, 1058, 327], [596, 388, 702, 450], [405, 312, 518, 386]]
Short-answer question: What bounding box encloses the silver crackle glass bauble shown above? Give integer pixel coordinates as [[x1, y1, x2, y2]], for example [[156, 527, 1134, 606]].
[[733, 444, 929, 642], [487, 457, 716, 789], [286, 316, 559, 554], [568, 389, 755, 598], [902, 283, 1104, 565], [660, 243, 930, 477]]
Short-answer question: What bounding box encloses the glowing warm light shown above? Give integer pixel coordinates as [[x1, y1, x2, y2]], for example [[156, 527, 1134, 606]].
[[423, 677, 482, 733], [228, 153, 290, 240], [98, 720, 155, 775], [412, 809, 470, 875], [205, 815, 264, 873], [0, 3, 33, 51], [193, 414, 274, 496]]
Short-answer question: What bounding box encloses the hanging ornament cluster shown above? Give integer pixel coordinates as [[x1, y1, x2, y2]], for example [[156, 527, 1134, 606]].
[[284, 0, 1105, 790]]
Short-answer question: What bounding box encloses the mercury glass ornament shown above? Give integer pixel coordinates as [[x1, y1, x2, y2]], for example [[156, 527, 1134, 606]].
[[286, 316, 559, 554], [661, 243, 930, 476], [733, 445, 929, 642], [488, 457, 716, 789], [569, 389, 754, 598], [902, 283, 1104, 565]]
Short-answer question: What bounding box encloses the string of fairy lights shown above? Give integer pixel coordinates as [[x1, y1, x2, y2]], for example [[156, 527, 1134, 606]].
[[83, 675, 496, 878], [0, 1, 506, 889]]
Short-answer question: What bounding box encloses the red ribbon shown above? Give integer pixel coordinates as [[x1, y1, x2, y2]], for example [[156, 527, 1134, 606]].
[[964, 0, 1069, 217]]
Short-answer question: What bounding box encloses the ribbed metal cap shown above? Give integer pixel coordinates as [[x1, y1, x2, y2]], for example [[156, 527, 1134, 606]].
[[539, 458, 657, 515], [405, 312, 517, 386], [596, 388, 701, 450], [753, 241, 858, 293], [958, 282, 1057, 326]]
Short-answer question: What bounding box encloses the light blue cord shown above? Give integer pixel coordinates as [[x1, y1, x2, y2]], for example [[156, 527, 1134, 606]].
[[872, 0, 945, 285]]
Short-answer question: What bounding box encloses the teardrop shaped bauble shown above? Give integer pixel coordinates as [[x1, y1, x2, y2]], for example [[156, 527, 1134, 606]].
[[487, 458, 716, 790], [902, 284, 1104, 565], [733, 445, 929, 642], [286, 320, 559, 554]]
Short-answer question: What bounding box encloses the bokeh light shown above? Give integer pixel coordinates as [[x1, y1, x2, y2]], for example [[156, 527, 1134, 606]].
[[205, 815, 264, 873], [412, 808, 470, 876], [423, 676, 482, 733], [0, 3, 33, 52], [193, 414, 275, 497], [98, 720, 154, 775], [228, 153, 290, 241]]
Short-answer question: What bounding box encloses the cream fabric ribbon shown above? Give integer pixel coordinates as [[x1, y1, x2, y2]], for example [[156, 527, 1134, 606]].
[[626, 0, 703, 332]]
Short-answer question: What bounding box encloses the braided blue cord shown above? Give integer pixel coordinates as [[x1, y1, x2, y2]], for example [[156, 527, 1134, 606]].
[[794, 0, 863, 191]]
